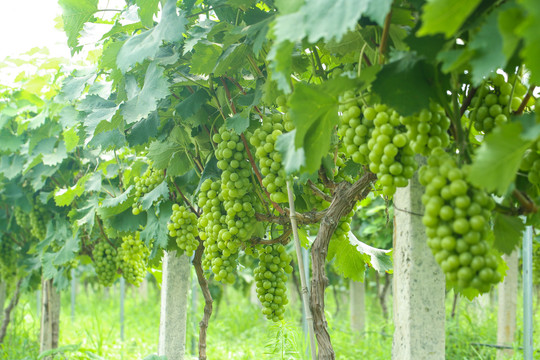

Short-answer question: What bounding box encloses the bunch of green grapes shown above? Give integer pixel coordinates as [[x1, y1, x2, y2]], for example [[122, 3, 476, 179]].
[[402, 104, 450, 155], [0, 237, 16, 281], [471, 73, 532, 133], [419, 148, 500, 293], [250, 114, 289, 203], [92, 240, 119, 286], [29, 202, 48, 240], [14, 207, 30, 229], [117, 232, 149, 286], [214, 127, 257, 245], [338, 91, 375, 165], [520, 141, 540, 185], [168, 203, 199, 257], [197, 179, 238, 284], [365, 104, 417, 196], [276, 95, 294, 132], [132, 165, 165, 215], [254, 244, 293, 322]]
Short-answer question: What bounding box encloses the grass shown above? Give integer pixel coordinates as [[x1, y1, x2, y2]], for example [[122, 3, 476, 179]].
[[0, 276, 537, 360]]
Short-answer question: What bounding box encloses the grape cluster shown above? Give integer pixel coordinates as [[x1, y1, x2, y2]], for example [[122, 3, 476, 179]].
[[168, 203, 199, 257], [117, 232, 149, 286], [275, 95, 294, 132], [132, 165, 165, 215], [14, 207, 30, 229], [29, 202, 48, 240], [402, 104, 450, 156], [419, 148, 500, 293], [365, 104, 417, 197], [251, 114, 289, 203], [92, 240, 119, 286], [197, 179, 237, 284], [471, 73, 531, 133], [338, 91, 374, 165], [0, 237, 16, 281], [520, 141, 540, 185], [254, 244, 292, 322]]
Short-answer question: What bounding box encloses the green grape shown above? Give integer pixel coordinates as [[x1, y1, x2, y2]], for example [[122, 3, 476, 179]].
[[169, 203, 199, 257], [92, 240, 119, 286], [471, 73, 530, 133], [197, 179, 238, 284], [419, 148, 500, 293], [275, 95, 294, 132], [254, 244, 292, 322], [29, 202, 48, 240], [132, 165, 165, 215], [365, 104, 417, 197], [402, 103, 450, 156], [14, 207, 30, 229], [250, 113, 289, 204], [338, 91, 375, 165], [117, 232, 149, 286], [520, 141, 540, 186]]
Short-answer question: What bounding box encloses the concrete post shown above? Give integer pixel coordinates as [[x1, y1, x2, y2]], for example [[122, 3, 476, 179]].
[[496, 251, 518, 360], [392, 159, 446, 360], [40, 278, 61, 360], [349, 279, 365, 333], [158, 251, 190, 360]]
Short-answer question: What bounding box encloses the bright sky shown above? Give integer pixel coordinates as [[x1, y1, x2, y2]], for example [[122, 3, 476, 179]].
[[0, 0, 70, 61]]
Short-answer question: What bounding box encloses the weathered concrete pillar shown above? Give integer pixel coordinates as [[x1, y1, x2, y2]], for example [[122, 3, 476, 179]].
[[40, 278, 61, 360], [496, 251, 518, 360], [158, 251, 190, 360], [349, 279, 365, 333], [392, 159, 446, 360]]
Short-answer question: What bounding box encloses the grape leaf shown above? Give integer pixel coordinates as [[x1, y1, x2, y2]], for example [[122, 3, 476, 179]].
[[225, 108, 251, 134], [467, 122, 532, 195], [122, 62, 170, 124], [77, 95, 119, 137], [267, 41, 295, 93], [136, 0, 160, 27], [417, 0, 482, 38], [167, 151, 192, 177], [127, 111, 160, 146], [88, 129, 127, 150], [348, 232, 393, 273], [372, 52, 437, 116], [54, 174, 89, 207], [0, 130, 23, 152], [175, 89, 211, 120], [140, 202, 172, 249], [42, 142, 68, 166], [108, 208, 147, 233], [141, 181, 170, 210], [468, 9, 506, 85], [117, 0, 187, 71], [194, 155, 220, 195], [63, 127, 80, 152], [56, 71, 94, 102], [0, 155, 24, 180], [327, 232, 369, 282], [517, 0, 540, 85], [184, 19, 216, 54], [493, 213, 524, 255], [190, 42, 222, 75], [54, 233, 80, 266], [101, 185, 134, 208], [275, 130, 305, 174], [58, 0, 99, 53], [147, 140, 181, 169], [213, 43, 248, 76]]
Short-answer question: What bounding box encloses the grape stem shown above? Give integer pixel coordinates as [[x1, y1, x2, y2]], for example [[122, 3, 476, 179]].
[[378, 10, 393, 65], [249, 228, 292, 246], [307, 180, 333, 203], [514, 85, 536, 115], [95, 215, 115, 248], [460, 86, 477, 117], [173, 182, 199, 216]]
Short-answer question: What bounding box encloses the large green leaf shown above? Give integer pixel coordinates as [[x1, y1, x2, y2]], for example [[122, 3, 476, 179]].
[[140, 202, 172, 249], [417, 0, 482, 38], [59, 0, 99, 53], [467, 122, 532, 195], [275, 130, 305, 174], [77, 95, 119, 137], [136, 0, 160, 27], [517, 0, 540, 85], [121, 62, 170, 124], [117, 0, 187, 71], [493, 213, 524, 255], [372, 53, 437, 116]]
